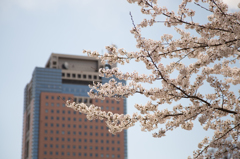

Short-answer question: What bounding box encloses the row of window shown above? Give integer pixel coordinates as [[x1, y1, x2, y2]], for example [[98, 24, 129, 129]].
[[43, 144, 121, 151], [44, 123, 111, 131], [44, 130, 120, 137], [43, 151, 120, 158], [44, 123, 109, 130], [62, 73, 101, 80], [45, 96, 121, 104], [45, 96, 71, 101], [44, 117, 103, 123], [43, 137, 120, 144], [95, 99, 120, 104], [45, 104, 120, 111]]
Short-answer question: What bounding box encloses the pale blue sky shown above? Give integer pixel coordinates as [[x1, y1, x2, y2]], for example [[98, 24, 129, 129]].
[[0, 0, 239, 159]]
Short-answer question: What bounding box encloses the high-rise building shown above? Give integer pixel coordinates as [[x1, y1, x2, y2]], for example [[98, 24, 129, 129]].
[[21, 53, 127, 159]]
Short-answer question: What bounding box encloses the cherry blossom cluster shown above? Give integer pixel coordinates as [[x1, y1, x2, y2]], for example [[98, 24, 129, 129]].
[[67, 0, 240, 158]]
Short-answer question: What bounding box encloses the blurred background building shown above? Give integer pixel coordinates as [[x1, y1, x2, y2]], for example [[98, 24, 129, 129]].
[[21, 53, 127, 159]]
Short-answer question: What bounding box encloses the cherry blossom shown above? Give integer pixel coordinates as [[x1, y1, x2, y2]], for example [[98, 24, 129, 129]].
[[67, 0, 240, 158]]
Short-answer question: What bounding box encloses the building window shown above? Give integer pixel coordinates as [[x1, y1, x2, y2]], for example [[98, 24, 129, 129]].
[[96, 133, 98, 136], [45, 123, 48, 127], [67, 138, 70, 142], [50, 144, 53, 148], [50, 137, 53, 141], [90, 132, 93, 136], [84, 139, 87, 142], [67, 152, 70, 156], [95, 153, 98, 157], [101, 147, 104, 150], [44, 130, 47, 133], [57, 96, 60, 100], [45, 116, 48, 119], [101, 126, 103, 130], [45, 109, 48, 113], [117, 148, 120, 151], [79, 132, 82, 135], [62, 131, 64, 134], [95, 139, 98, 143], [62, 104, 65, 107], [51, 96, 54, 100], [73, 145, 76, 149], [73, 118, 76, 121], [62, 138, 65, 141], [56, 144, 59, 148], [62, 117, 65, 120], [61, 152, 64, 155], [85, 118, 87, 122], [117, 101, 120, 104], [46, 96, 48, 99], [78, 152, 81, 156], [62, 124, 65, 127], [101, 100, 104, 103], [78, 74, 81, 78], [56, 117, 59, 120], [73, 152, 76, 156], [68, 124, 70, 128], [90, 153, 93, 157], [90, 139, 93, 143], [95, 99, 98, 102], [45, 102, 48, 106], [106, 106, 109, 110], [117, 141, 120, 144], [117, 155, 120, 158], [51, 116, 53, 120], [84, 132, 87, 136], [112, 140, 114, 144], [112, 107, 114, 110], [112, 147, 115, 151], [56, 152, 58, 155], [51, 103, 54, 106], [106, 133, 109, 137], [57, 110, 59, 113], [51, 110, 54, 113], [101, 133, 103, 136], [101, 140, 104, 143], [68, 111, 71, 114], [44, 151, 47, 155], [106, 140, 109, 143], [79, 118, 82, 121], [90, 146, 93, 150], [50, 130, 53, 134], [73, 131, 76, 135], [62, 145, 64, 148], [44, 137, 47, 140], [117, 134, 120, 137], [78, 146, 81, 149], [79, 125, 82, 128], [117, 107, 120, 111], [84, 146, 87, 150], [68, 131, 70, 135], [62, 110, 65, 114], [101, 154, 104, 157], [57, 103, 60, 107], [73, 138, 76, 142], [106, 154, 109, 158], [68, 117, 70, 121], [84, 125, 87, 129], [111, 100, 114, 104], [112, 154, 115, 158], [56, 130, 59, 134], [67, 145, 70, 149], [106, 147, 109, 150]]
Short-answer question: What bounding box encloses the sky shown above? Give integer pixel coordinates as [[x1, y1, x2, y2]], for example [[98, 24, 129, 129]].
[[0, 0, 239, 159]]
